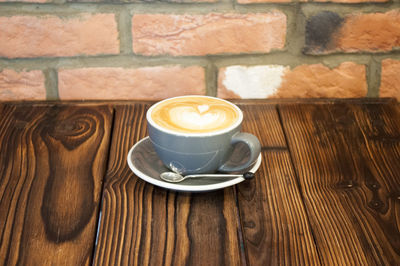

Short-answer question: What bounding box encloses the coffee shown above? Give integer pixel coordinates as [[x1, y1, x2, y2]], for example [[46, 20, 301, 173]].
[[150, 96, 240, 134], [147, 96, 260, 175]]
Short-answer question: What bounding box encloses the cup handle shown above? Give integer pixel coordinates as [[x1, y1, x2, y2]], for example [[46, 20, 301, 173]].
[[218, 132, 261, 173]]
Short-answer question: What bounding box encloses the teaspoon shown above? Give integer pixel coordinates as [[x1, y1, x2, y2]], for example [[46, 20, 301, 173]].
[[160, 171, 255, 183]]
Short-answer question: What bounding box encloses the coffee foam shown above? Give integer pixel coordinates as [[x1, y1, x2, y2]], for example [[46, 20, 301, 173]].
[[150, 96, 240, 134]]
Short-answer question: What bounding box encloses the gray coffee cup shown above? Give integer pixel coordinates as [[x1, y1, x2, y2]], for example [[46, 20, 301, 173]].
[[146, 96, 261, 175]]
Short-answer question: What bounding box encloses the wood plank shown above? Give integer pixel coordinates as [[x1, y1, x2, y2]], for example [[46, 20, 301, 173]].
[[237, 104, 320, 265], [350, 103, 400, 262], [94, 104, 242, 265], [0, 104, 113, 265], [239, 104, 287, 148], [237, 151, 321, 265], [279, 102, 400, 265]]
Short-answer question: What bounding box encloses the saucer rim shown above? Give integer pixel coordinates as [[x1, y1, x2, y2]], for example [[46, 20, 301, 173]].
[[127, 137, 262, 192]]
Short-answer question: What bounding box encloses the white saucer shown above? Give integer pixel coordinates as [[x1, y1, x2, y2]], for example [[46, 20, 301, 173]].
[[127, 137, 262, 192]]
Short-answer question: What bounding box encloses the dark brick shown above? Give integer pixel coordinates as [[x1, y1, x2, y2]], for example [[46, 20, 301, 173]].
[[304, 11, 344, 54]]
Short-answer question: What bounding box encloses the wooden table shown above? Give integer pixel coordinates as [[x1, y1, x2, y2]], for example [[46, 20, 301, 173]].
[[0, 99, 399, 265]]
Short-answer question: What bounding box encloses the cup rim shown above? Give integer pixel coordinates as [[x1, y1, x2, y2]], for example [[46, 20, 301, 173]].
[[146, 95, 243, 137]]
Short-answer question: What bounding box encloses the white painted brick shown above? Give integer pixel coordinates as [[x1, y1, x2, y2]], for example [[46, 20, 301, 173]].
[[221, 65, 288, 98]]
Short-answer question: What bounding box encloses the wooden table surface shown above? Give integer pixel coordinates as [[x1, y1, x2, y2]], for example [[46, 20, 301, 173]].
[[0, 99, 399, 265]]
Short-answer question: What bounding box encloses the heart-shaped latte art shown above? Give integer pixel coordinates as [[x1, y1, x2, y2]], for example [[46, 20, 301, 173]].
[[169, 105, 225, 130], [197, 104, 209, 113], [150, 96, 240, 133]]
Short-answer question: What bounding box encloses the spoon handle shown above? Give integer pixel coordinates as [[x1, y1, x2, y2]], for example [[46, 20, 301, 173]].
[[186, 172, 254, 179]]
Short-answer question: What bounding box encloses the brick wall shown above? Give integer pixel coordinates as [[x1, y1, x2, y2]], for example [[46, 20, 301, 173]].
[[0, 0, 399, 101]]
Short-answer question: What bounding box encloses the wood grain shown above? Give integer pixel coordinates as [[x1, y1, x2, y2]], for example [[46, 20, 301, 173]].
[[2, 99, 397, 265], [237, 151, 321, 265], [239, 104, 287, 148], [279, 102, 400, 265], [94, 104, 243, 265], [0, 104, 113, 265], [237, 104, 320, 265]]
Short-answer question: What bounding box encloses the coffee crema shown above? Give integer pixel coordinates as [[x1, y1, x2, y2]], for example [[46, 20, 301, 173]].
[[150, 96, 240, 134]]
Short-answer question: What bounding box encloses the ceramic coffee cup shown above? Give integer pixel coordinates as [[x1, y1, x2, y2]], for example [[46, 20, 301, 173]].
[[146, 95, 261, 175]]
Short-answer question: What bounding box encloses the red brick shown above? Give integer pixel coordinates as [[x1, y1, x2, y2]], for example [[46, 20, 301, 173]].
[[0, 69, 46, 101], [380, 59, 400, 101], [0, 0, 48, 2], [312, 0, 387, 2], [132, 13, 286, 56], [0, 14, 119, 58], [58, 66, 206, 100], [337, 11, 400, 52], [305, 10, 400, 54], [276, 62, 367, 98], [69, 0, 215, 2], [218, 62, 367, 99], [238, 0, 290, 3]]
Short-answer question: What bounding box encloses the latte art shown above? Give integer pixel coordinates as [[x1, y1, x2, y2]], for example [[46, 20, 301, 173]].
[[169, 106, 225, 130], [150, 96, 240, 134]]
